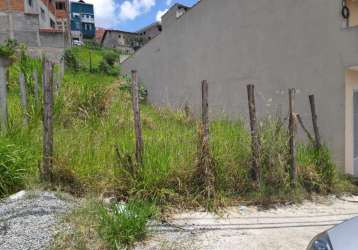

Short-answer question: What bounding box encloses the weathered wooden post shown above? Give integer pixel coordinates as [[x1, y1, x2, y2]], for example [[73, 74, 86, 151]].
[[309, 94, 321, 149], [0, 59, 9, 133], [42, 60, 54, 182], [288, 88, 297, 186], [247, 84, 260, 183], [199, 80, 215, 200], [33, 69, 39, 105], [202, 80, 209, 145], [131, 70, 143, 164], [19, 72, 29, 127], [296, 113, 314, 143]]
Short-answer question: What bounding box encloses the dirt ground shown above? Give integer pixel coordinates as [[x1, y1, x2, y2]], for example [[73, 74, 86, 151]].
[[136, 195, 358, 250]]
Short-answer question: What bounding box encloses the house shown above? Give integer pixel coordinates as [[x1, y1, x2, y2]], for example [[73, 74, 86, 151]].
[[0, 0, 67, 62], [101, 22, 162, 53], [101, 30, 141, 54], [137, 22, 162, 43], [122, 0, 358, 177], [70, 0, 95, 43]]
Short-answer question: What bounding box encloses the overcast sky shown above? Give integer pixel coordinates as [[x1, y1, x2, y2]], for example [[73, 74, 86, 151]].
[[83, 0, 198, 32]]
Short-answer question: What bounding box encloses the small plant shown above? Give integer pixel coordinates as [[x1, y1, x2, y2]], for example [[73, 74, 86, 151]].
[[0, 39, 18, 62], [119, 79, 148, 102], [97, 200, 157, 249]]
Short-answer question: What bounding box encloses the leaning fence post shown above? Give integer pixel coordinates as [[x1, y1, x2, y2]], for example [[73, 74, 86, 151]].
[[0, 63, 8, 133], [33, 69, 39, 106], [42, 60, 54, 182], [19, 72, 29, 127], [309, 95, 321, 149], [131, 70, 143, 164], [288, 88, 297, 186], [247, 84, 260, 183]]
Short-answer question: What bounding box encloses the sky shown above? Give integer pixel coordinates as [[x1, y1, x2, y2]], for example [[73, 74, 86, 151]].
[[84, 0, 199, 32]]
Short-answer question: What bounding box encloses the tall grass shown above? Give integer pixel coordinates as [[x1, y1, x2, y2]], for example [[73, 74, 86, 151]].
[[1, 46, 355, 204]]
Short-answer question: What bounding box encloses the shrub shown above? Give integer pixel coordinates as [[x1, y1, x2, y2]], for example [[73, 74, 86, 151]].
[[0, 39, 18, 62], [64, 49, 80, 71], [0, 139, 27, 197], [97, 200, 157, 249], [98, 60, 121, 76], [103, 50, 120, 66], [119, 79, 148, 102]]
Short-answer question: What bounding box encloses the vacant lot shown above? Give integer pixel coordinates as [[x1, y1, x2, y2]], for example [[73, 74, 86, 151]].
[[136, 195, 358, 250]]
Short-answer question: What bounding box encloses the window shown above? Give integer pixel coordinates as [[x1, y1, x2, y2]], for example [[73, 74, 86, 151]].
[[28, 0, 33, 7], [118, 34, 121, 38], [56, 2, 66, 10]]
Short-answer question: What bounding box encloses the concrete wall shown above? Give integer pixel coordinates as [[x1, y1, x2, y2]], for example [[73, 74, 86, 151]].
[[122, 0, 358, 174], [37, 0, 56, 29], [0, 11, 65, 63], [161, 4, 189, 30], [0, 12, 41, 46]]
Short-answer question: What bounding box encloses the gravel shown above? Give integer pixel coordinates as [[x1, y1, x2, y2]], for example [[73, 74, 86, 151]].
[[0, 191, 75, 250], [136, 195, 358, 250]]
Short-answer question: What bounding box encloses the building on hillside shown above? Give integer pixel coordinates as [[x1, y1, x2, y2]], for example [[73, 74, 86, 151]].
[[101, 22, 162, 53], [101, 30, 141, 54], [0, 0, 66, 62], [95, 27, 105, 44], [122, 0, 358, 177], [70, 0, 95, 43], [100, 3, 190, 53], [137, 22, 162, 43], [161, 3, 190, 30], [54, 0, 70, 32]]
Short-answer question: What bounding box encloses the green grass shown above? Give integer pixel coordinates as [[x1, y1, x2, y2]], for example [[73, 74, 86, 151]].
[[2, 45, 357, 249], [97, 200, 157, 249]]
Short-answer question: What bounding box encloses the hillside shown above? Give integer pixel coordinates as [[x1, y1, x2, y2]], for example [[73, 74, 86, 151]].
[[0, 45, 357, 249]]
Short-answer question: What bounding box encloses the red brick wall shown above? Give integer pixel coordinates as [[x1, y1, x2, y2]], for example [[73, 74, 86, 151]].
[[0, 0, 24, 12]]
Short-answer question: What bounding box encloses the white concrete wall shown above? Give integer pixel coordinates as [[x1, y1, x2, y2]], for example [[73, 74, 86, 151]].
[[122, 0, 358, 174]]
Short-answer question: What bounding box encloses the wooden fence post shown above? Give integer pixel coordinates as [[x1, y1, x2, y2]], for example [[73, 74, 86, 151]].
[[0, 63, 8, 133], [19, 72, 29, 127], [42, 60, 54, 182], [288, 88, 297, 186], [202, 80, 209, 144], [131, 70, 143, 164], [33, 69, 39, 106], [309, 95, 321, 149], [89, 51, 93, 73], [247, 84, 260, 183]]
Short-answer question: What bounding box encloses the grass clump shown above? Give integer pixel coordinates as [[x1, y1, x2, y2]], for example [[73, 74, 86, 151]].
[[0, 138, 29, 197], [52, 200, 157, 250], [97, 200, 157, 249]]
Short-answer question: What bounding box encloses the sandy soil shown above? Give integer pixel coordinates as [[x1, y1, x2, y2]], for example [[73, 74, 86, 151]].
[[136, 195, 358, 250]]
